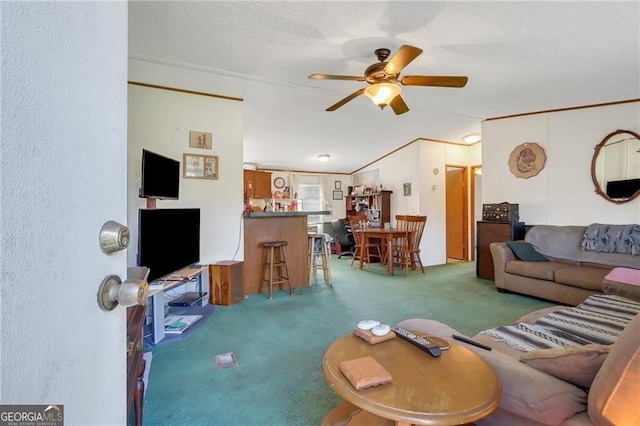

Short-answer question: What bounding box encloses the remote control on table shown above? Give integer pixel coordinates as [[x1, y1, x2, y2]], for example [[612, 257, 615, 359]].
[[452, 334, 493, 351], [392, 327, 441, 357]]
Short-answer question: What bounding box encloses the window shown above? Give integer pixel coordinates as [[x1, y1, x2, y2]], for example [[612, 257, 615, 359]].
[[298, 183, 323, 225]]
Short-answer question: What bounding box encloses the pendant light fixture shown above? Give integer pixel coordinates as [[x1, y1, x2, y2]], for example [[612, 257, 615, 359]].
[[364, 83, 401, 109]]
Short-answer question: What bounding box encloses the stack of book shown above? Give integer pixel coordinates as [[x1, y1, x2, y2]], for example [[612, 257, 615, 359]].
[[163, 315, 202, 334]]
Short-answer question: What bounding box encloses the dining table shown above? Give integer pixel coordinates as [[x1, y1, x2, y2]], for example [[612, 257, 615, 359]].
[[353, 227, 413, 275]]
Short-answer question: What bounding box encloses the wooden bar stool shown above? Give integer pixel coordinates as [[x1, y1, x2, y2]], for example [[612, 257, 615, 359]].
[[308, 233, 332, 285], [260, 240, 293, 299]]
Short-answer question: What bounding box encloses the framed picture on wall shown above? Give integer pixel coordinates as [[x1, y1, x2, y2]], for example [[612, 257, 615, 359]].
[[332, 190, 343, 200], [403, 183, 411, 196], [335, 181, 341, 189], [189, 131, 212, 150], [183, 153, 218, 179]]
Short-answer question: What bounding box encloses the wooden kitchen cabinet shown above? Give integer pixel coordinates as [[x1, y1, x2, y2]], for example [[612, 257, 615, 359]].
[[243, 170, 272, 199], [476, 221, 525, 280]]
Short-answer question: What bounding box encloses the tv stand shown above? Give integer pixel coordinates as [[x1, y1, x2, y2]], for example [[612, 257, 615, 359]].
[[168, 291, 208, 307], [146, 266, 210, 344]]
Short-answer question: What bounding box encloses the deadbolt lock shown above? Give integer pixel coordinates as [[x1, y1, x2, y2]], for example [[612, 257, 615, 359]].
[[99, 220, 130, 254]]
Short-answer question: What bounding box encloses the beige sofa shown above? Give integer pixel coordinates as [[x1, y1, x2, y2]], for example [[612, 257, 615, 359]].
[[397, 296, 640, 425], [490, 225, 640, 306]]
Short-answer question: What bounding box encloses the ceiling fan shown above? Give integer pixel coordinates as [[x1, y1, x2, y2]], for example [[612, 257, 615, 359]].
[[308, 44, 468, 115]]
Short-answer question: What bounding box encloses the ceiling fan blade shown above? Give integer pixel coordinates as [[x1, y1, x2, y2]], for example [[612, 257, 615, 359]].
[[390, 95, 409, 115], [384, 45, 423, 75], [309, 73, 365, 81], [401, 75, 469, 88], [326, 88, 365, 111]]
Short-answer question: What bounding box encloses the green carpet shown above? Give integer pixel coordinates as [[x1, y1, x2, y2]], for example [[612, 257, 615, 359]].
[[142, 259, 555, 425]]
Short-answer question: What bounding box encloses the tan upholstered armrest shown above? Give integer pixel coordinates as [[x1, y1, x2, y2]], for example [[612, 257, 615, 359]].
[[469, 337, 588, 425], [490, 242, 516, 290], [396, 318, 587, 425]]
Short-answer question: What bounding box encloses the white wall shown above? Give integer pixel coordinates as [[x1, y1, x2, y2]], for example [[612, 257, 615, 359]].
[[358, 143, 421, 219], [469, 142, 482, 166], [482, 102, 640, 225], [127, 84, 244, 266], [326, 175, 349, 221], [419, 142, 446, 264]]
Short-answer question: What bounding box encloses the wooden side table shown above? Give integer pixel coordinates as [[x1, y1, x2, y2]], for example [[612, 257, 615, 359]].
[[321, 333, 501, 425], [476, 221, 525, 280], [209, 261, 244, 305]]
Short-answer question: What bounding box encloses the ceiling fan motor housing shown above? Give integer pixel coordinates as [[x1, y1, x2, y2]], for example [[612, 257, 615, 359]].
[[374, 48, 391, 61], [365, 62, 397, 84], [364, 48, 397, 84]]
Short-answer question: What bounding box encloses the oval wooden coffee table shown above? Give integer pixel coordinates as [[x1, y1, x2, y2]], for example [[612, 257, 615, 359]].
[[321, 333, 502, 426]]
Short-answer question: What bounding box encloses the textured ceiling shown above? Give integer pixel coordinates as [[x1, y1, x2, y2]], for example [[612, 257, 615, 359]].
[[129, 1, 640, 174]]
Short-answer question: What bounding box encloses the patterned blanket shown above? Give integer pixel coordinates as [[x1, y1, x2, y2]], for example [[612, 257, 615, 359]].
[[582, 223, 640, 255], [478, 294, 640, 352]]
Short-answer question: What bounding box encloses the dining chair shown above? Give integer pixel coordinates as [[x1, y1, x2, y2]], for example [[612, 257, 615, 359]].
[[392, 215, 427, 275], [348, 218, 384, 269], [347, 214, 368, 226], [347, 214, 368, 265]]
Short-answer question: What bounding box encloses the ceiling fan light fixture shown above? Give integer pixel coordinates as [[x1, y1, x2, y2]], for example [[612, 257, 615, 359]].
[[364, 83, 401, 109], [317, 154, 330, 162]]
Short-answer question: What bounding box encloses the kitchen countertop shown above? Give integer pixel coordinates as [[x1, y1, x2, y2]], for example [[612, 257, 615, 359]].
[[243, 210, 331, 218]]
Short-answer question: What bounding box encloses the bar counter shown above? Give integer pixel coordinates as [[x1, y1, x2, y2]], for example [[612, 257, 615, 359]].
[[243, 211, 330, 295]]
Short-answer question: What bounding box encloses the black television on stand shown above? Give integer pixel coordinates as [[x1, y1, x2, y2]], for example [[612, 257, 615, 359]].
[[137, 208, 201, 282], [140, 149, 180, 201]]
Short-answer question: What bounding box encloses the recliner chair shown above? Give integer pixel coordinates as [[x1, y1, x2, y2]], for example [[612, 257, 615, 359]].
[[331, 218, 355, 258]]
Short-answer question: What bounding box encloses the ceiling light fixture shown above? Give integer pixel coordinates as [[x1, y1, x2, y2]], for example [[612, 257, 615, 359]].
[[364, 83, 401, 109], [462, 133, 482, 144], [318, 154, 330, 162]]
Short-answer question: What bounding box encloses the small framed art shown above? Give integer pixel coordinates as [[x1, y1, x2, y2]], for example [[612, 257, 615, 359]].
[[332, 190, 343, 200], [189, 131, 212, 150], [335, 181, 342, 190], [183, 153, 218, 179], [403, 183, 411, 196]]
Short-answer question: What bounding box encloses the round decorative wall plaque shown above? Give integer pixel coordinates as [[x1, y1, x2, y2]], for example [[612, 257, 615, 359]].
[[508, 142, 546, 179]]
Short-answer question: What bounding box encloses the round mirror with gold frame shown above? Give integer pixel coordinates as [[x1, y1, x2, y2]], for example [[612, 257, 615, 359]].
[[591, 129, 640, 204]]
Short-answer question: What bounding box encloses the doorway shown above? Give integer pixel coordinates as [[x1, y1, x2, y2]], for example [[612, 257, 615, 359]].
[[470, 165, 483, 261], [446, 165, 469, 261]]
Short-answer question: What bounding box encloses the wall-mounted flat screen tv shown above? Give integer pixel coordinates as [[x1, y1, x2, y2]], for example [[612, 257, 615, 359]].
[[137, 208, 200, 281], [140, 149, 180, 200], [606, 178, 640, 199]]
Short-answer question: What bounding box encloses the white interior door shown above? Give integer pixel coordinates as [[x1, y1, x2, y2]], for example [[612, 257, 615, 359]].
[[1, 4, 128, 423]]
